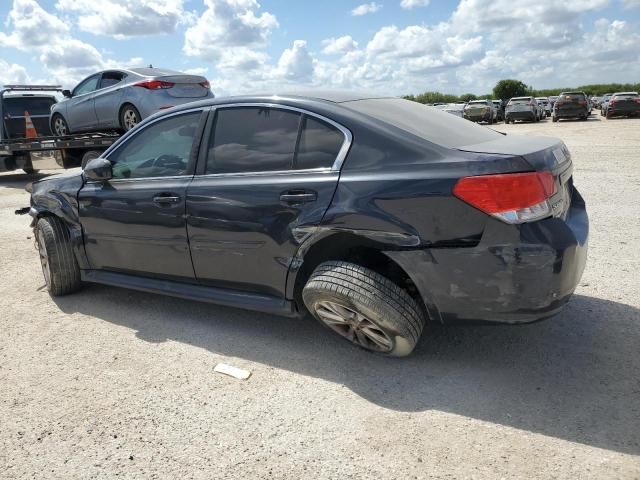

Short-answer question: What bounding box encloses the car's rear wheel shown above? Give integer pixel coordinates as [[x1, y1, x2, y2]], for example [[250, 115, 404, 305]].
[[120, 104, 141, 132], [36, 216, 81, 296], [552, 115, 558, 122], [302, 261, 426, 357], [51, 114, 69, 136]]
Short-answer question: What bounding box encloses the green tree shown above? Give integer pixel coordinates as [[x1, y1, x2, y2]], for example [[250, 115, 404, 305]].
[[493, 79, 529, 101], [459, 93, 477, 102]]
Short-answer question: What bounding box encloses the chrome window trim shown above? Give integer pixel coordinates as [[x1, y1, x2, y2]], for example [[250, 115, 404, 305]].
[[208, 102, 353, 173]]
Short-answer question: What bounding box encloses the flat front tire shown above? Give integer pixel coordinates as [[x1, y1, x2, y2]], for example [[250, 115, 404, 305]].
[[36, 217, 81, 296], [302, 261, 426, 357]]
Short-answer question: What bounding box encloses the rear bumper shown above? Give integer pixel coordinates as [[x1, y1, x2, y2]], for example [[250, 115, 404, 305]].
[[554, 107, 588, 118], [386, 188, 588, 324], [506, 111, 535, 121], [607, 107, 640, 117], [464, 112, 491, 122]]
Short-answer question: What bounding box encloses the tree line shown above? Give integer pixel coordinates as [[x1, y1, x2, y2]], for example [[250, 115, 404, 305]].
[[404, 79, 640, 104]]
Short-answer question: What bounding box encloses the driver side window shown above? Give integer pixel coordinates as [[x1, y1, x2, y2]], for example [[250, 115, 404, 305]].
[[107, 111, 202, 179], [74, 75, 100, 96]]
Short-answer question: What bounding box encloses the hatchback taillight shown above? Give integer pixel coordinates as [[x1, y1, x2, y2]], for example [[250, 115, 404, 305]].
[[453, 171, 557, 224], [134, 79, 175, 90]]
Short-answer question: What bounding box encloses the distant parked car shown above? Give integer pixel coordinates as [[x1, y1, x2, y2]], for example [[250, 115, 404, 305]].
[[463, 99, 497, 124], [600, 93, 613, 116], [535, 97, 551, 117], [50, 67, 214, 136], [434, 103, 465, 118], [605, 92, 640, 119], [552, 92, 589, 122], [492, 100, 505, 121], [504, 97, 538, 123], [548, 95, 558, 109]]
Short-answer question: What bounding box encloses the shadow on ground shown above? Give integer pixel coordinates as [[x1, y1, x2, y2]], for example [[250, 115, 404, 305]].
[[54, 287, 640, 455]]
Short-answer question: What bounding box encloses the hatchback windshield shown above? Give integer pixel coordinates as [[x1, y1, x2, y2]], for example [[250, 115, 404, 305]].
[[345, 98, 501, 148]]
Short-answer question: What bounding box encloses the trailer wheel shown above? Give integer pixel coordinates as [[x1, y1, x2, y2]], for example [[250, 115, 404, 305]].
[[81, 150, 102, 169]]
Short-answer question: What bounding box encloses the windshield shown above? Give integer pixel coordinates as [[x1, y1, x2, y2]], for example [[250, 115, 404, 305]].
[[345, 98, 502, 148], [559, 93, 585, 102], [468, 100, 488, 105], [2, 97, 56, 116], [509, 98, 531, 105], [613, 93, 638, 100]]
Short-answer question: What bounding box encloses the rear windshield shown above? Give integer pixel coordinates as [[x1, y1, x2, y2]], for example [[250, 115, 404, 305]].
[[559, 93, 585, 101], [345, 98, 501, 148], [613, 93, 638, 100], [468, 100, 487, 105], [509, 98, 531, 105], [2, 96, 55, 116]]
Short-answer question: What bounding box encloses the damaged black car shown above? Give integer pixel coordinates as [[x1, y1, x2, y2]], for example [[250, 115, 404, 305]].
[[27, 92, 589, 356]]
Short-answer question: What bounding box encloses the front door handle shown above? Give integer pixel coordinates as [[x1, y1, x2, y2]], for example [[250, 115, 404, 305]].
[[280, 191, 317, 204], [153, 194, 181, 204]]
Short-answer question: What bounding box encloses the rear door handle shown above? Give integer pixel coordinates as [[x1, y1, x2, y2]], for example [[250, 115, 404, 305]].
[[153, 194, 181, 204], [280, 191, 317, 203]]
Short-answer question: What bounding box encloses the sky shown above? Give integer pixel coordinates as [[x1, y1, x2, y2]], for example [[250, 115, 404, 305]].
[[0, 0, 639, 97]]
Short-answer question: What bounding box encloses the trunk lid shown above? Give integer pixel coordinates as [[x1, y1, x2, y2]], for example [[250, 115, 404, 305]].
[[156, 75, 210, 98]]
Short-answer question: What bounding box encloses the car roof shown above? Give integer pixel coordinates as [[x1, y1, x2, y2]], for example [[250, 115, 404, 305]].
[[2, 93, 56, 99], [251, 90, 392, 103], [511, 96, 532, 100], [612, 91, 638, 95]]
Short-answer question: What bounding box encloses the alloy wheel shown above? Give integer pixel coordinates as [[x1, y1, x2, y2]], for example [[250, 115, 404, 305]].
[[54, 117, 67, 136], [37, 230, 51, 288], [123, 109, 139, 130], [314, 300, 393, 352]]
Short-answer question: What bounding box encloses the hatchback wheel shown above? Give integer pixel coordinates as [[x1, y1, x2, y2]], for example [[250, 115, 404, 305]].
[[36, 217, 81, 296], [302, 261, 426, 357], [51, 114, 69, 136], [120, 105, 141, 131]]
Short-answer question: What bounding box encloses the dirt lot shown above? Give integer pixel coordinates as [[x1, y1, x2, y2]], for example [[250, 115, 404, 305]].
[[1, 115, 639, 479]]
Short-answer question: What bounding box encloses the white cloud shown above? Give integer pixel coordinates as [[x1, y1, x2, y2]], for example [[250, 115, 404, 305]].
[[0, 59, 31, 85], [400, 0, 430, 9], [321, 35, 358, 55], [184, 0, 278, 65], [275, 40, 315, 81], [55, 0, 187, 39], [0, 0, 69, 49], [351, 2, 382, 16], [622, 0, 640, 7]]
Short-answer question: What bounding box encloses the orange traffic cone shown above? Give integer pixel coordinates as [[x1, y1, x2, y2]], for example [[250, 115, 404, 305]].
[[24, 110, 38, 138]]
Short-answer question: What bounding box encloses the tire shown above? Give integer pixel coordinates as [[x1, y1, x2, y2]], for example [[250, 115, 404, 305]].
[[51, 114, 69, 136], [81, 150, 101, 169], [119, 104, 141, 132], [552, 115, 558, 123], [302, 261, 426, 357], [35, 216, 81, 296], [505, 117, 510, 124]]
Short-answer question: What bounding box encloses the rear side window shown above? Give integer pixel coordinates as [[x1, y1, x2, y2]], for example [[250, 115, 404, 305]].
[[207, 107, 300, 174], [2, 97, 55, 116], [296, 116, 344, 170], [100, 71, 126, 89]]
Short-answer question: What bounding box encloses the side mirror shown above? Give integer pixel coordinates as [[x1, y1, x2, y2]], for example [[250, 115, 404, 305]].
[[62, 89, 72, 98], [84, 157, 112, 181]]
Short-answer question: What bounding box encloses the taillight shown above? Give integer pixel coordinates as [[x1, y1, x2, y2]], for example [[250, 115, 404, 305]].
[[134, 79, 175, 90], [453, 171, 557, 224], [200, 80, 210, 89]]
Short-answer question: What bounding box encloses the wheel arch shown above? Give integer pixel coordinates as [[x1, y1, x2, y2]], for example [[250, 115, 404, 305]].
[[288, 231, 432, 321]]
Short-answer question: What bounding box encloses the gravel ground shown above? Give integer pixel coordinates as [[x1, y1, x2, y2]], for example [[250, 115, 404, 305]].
[[1, 114, 639, 479]]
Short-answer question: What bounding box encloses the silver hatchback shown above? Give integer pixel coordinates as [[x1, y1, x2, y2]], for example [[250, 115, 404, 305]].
[[50, 67, 214, 136]]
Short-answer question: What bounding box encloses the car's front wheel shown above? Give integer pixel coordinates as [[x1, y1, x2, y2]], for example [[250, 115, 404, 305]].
[[120, 104, 141, 132], [36, 217, 81, 296], [51, 114, 69, 136], [302, 261, 426, 357]]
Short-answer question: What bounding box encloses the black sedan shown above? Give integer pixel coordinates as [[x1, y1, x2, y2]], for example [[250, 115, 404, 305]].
[[27, 92, 588, 356]]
